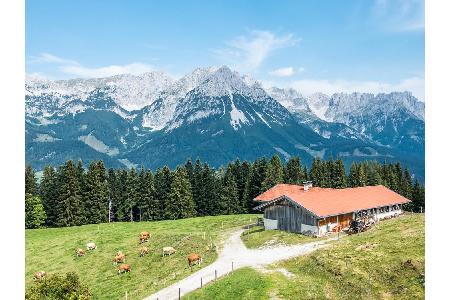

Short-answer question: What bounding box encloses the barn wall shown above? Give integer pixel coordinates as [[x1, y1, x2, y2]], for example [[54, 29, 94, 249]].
[[263, 201, 317, 234]]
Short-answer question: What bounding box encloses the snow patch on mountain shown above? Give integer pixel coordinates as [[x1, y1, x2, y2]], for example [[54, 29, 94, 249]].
[[33, 134, 61, 142], [229, 96, 249, 130], [78, 133, 119, 156], [274, 147, 291, 161]]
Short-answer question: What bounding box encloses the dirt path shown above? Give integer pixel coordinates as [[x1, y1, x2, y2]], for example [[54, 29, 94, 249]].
[[145, 229, 336, 300]]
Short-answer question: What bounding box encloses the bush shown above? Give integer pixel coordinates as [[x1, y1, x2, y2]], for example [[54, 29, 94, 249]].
[[25, 193, 46, 229], [25, 272, 91, 300]]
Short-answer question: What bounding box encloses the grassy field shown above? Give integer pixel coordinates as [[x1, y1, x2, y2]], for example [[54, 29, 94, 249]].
[[25, 214, 259, 300], [186, 213, 425, 300], [241, 225, 329, 249]]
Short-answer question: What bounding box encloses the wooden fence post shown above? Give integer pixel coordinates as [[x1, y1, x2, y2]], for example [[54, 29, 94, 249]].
[[201, 277, 203, 288], [178, 287, 181, 300], [215, 269, 217, 281], [232, 261, 234, 271]]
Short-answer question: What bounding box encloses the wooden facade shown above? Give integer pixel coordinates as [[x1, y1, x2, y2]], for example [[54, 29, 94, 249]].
[[263, 199, 316, 233]]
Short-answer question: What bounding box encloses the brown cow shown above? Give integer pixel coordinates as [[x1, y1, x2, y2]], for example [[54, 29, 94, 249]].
[[187, 253, 202, 269], [117, 264, 131, 274], [33, 271, 46, 281], [76, 248, 85, 257], [139, 231, 151, 244], [139, 246, 149, 257], [113, 253, 126, 264]]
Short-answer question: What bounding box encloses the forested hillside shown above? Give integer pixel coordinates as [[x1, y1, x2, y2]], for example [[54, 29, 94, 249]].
[[25, 155, 425, 229]]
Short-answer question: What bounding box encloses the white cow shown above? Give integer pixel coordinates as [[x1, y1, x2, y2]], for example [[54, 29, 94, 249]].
[[162, 246, 176, 256], [86, 242, 97, 250]]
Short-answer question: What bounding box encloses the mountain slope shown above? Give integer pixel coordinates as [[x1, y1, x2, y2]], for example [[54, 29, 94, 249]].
[[24, 66, 425, 181]]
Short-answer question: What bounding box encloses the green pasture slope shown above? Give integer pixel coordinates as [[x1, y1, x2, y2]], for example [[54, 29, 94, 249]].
[[25, 214, 259, 299], [186, 213, 425, 300]]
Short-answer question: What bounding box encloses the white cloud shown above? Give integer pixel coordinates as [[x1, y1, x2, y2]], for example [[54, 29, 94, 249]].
[[372, 0, 424, 32], [269, 67, 295, 77], [287, 77, 424, 101], [27, 53, 154, 78], [61, 63, 154, 78], [214, 30, 299, 72]]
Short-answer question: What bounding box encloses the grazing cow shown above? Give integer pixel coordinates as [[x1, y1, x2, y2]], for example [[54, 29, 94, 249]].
[[33, 271, 46, 281], [162, 246, 176, 256], [139, 246, 149, 257], [139, 231, 151, 244], [76, 248, 85, 257], [117, 264, 131, 274], [113, 253, 126, 264], [86, 242, 97, 250], [187, 253, 202, 269]]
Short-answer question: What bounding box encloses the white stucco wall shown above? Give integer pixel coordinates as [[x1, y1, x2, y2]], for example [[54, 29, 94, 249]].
[[263, 218, 278, 230], [376, 208, 402, 220], [300, 223, 319, 236]]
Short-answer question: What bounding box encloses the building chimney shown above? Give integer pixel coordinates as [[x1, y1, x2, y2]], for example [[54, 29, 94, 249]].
[[303, 181, 313, 191]]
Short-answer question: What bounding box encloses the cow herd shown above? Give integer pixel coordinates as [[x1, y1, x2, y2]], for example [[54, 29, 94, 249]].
[[33, 230, 204, 282]]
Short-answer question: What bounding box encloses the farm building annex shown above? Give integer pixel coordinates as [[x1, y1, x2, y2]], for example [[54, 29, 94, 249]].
[[254, 183, 410, 236]]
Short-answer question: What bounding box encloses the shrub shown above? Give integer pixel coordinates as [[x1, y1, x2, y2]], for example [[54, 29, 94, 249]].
[[26, 272, 91, 300]]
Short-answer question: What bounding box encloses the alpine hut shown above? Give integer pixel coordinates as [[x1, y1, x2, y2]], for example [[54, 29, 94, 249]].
[[253, 182, 411, 236]]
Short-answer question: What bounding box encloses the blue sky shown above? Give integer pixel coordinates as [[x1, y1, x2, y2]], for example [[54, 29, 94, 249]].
[[26, 0, 424, 100]]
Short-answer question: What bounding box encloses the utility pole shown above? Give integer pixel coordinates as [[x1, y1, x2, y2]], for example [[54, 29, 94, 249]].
[[108, 197, 112, 223]]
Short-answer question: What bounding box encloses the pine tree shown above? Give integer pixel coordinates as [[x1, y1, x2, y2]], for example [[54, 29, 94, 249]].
[[165, 167, 196, 219], [25, 193, 47, 229], [83, 161, 109, 224], [39, 166, 58, 226], [219, 167, 240, 214], [25, 165, 37, 196], [284, 156, 304, 185], [56, 160, 85, 227], [262, 155, 284, 190]]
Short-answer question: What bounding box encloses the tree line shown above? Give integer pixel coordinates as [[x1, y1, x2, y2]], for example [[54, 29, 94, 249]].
[[25, 156, 425, 229]]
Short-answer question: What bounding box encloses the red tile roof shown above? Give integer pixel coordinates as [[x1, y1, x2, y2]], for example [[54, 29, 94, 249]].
[[254, 184, 411, 217]]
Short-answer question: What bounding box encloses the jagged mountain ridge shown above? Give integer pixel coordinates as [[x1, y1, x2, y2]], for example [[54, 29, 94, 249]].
[[25, 66, 425, 181]]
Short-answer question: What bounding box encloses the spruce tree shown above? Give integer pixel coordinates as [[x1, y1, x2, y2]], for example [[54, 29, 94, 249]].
[[39, 166, 58, 226], [262, 155, 284, 190], [333, 158, 347, 188], [83, 161, 109, 224], [25, 165, 37, 196], [126, 167, 140, 222], [114, 169, 130, 222], [243, 157, 268, 211], [200, 163, 220, 215], [310, 158, 324, 187], [191, 159, 203, 215], [56, 160, 85, 227], [219, 167, 240, 215], [139, 169, 159, 220], [400, 168, 413, 199], [348, 162, 359, 187], [155, 166, 173, 220], [284, 156, 304, 185], [411, 179, 425, 212], [366, 161, 383, 186], [166, 167, 196, 219]]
